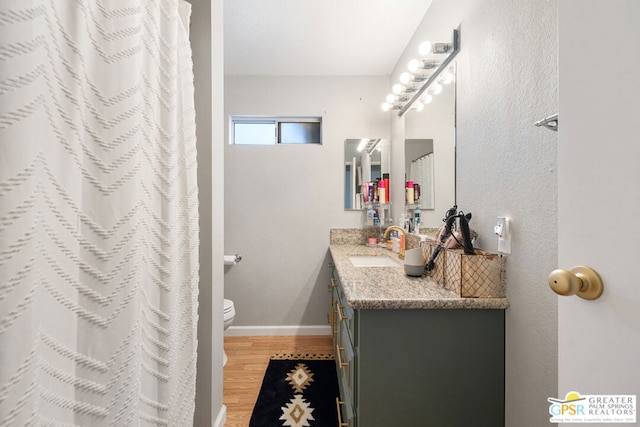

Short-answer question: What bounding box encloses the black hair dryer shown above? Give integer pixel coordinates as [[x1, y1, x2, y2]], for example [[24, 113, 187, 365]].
[[425, 206, 475, 273]]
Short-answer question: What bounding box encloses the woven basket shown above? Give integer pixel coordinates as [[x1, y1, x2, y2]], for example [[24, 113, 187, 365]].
[[443, 248, 506, 298], [421, 241, 445, 285]]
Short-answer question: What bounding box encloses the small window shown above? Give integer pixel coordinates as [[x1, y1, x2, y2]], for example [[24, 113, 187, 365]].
[[230, 116, 322, 145]]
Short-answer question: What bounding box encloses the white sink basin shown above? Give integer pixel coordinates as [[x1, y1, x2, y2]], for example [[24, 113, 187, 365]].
[[349, 256, 400, 267]]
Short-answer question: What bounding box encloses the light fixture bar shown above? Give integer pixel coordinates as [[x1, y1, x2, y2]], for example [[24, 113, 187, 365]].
[[398, 29, 460, 117]]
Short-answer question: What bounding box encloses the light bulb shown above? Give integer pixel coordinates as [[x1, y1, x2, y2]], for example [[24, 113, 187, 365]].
[[422, 93, 433, 104], [432, 83, 443, 95], [407, 59, 421, 73], [385, 93, 397, 103], [381, 102, 391, 112], [418, 40, 432, 56], [392, 83, 404, 95], [400, 72, 412, 85], [441, 70, 454, 85], [414, 101, 424, 112]]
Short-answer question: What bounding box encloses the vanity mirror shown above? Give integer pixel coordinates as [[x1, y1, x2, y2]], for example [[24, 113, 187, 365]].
[[344, 138, 390, 210], [403, 65, 456, 227], [405, 138, 435, 210]]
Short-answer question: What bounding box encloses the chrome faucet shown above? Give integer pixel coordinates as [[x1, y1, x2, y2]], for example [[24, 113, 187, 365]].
[[383, 225, 407, 259]]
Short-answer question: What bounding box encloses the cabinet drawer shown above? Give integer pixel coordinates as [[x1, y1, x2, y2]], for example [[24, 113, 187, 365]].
[[330, 264, 358, 426], [336, 392, 355, 427], [334, 284, 354, 341], [336, 337, 356, 427]]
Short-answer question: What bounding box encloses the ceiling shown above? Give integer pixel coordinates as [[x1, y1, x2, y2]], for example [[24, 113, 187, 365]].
[[224, 0, 433, 76]]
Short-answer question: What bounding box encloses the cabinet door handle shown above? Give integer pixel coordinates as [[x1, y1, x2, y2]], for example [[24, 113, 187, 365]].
[[336, 397, 347, 427], [330, 277, 338, 288], [336, 344, 348, 369], [337, 305, 347, 321], [331, 303, 338, 336]]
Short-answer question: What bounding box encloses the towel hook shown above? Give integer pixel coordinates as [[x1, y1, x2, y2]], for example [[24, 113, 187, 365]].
[[535, 113, 558, 131]]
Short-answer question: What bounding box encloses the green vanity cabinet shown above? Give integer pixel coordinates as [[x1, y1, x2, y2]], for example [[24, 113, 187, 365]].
[[330, 274, 357, 427], [330, 269, 505, 427]]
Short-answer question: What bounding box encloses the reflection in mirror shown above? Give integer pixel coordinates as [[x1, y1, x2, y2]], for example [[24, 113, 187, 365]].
[[405, 139, 434, 209], [404, 65, 456, 227], [344, 139, 389, 210]]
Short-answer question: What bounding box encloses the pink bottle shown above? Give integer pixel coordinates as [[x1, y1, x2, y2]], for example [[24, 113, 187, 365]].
[[406, 181, 414, 204], [378, 180, 386, 204]]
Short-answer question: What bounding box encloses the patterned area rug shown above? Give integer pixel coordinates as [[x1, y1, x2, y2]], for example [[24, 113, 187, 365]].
[[249, 354, 339, 427]]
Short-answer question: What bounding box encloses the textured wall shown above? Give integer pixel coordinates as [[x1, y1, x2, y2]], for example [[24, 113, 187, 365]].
[[390, 0, 559, 425], [456, 2, 558, 424]]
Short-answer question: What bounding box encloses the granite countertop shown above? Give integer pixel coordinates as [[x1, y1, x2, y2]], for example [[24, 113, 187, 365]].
[[329, 244, 510, 310]]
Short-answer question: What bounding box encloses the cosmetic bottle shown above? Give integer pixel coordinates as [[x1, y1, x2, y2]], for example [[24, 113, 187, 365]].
[[414, 205, 421, 234], [383, 173, 390, 203], [378, 180, 386, 204], [366, 205, 375, 226], [406, 181, 414, 205], [373, 179, 380, 203]]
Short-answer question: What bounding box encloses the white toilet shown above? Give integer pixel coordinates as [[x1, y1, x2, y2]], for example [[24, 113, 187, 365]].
[[223, 298, 236, 366]]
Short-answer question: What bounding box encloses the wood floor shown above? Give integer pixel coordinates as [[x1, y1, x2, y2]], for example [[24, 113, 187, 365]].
[[223, 335, 334, 427]]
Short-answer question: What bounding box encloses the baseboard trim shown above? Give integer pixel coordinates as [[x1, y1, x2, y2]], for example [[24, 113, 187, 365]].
[[225, 325, 331, 336], [213, 404, 226, 427]]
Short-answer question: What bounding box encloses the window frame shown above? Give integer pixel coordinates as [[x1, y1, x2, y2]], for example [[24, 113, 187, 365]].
[[229, 115, 323, 145]]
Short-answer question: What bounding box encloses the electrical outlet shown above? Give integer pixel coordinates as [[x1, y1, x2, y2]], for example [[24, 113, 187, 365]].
[[494, 217, 511, 254]]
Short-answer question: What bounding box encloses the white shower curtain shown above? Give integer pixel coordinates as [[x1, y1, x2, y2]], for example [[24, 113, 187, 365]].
[[0, 1, 199, 425], [409, 153, 434, 209]]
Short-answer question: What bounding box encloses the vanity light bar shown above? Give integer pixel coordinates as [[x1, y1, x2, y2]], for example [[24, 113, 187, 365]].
[[396, 29, 460, 117]]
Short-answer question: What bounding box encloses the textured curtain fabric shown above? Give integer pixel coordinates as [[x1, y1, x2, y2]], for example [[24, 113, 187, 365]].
[[0, 1, 199, 425], [410, 153, 434, 209]]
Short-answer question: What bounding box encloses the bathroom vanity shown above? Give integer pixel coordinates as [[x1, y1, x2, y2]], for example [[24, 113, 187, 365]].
[[328, 239, 509, 427]]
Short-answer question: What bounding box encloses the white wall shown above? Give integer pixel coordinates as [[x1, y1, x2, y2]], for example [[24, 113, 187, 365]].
[[210, 1, 226, 425], [190, 0, 225, 424], [390, 0, 558, 425], [224, 76, 389, 327]]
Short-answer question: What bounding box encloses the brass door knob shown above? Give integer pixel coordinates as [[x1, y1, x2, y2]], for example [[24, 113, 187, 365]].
[[548, 266, 604, 300]]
